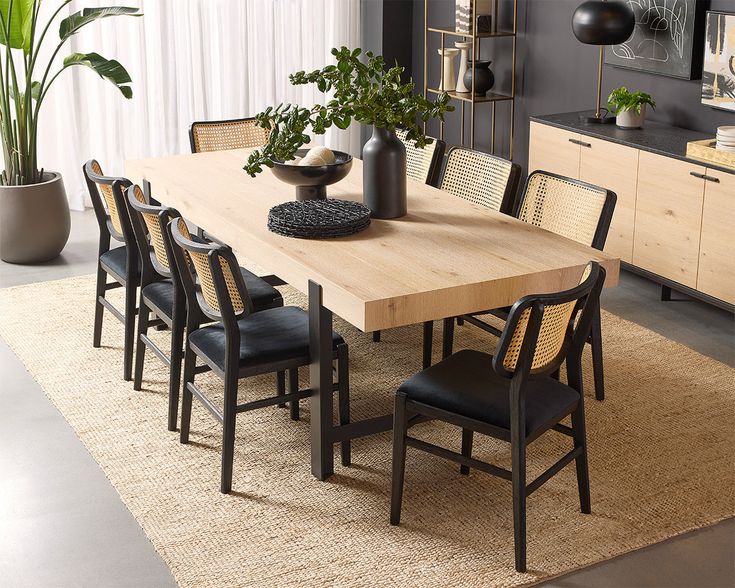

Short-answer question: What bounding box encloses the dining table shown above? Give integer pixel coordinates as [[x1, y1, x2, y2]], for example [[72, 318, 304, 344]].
[[126, 148, 620, 481]]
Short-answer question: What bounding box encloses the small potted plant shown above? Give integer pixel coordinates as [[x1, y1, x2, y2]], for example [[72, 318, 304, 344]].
[[0, 3, 140, 264], [607, 86, 656, 130], [244, 47, 454, 219]]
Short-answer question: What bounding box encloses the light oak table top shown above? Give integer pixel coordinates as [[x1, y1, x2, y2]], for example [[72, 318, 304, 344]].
[[126, 149, 619, 332]]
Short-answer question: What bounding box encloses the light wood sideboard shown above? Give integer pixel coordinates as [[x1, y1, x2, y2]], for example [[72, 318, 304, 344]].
[[529, 114, 734, 310]]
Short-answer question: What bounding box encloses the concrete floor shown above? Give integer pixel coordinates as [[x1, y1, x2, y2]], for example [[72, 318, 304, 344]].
[[0, 209, 733, 588]]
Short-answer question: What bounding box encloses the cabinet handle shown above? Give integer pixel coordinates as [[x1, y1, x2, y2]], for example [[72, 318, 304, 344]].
[[689, 171, 720, 183], [569, 138, 592, 148]]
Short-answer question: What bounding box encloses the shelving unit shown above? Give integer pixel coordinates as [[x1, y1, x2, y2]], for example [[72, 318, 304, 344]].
[[423, 0, 518, 158]]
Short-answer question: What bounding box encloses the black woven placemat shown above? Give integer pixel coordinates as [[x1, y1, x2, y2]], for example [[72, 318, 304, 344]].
[[268, 199, 371, 239]]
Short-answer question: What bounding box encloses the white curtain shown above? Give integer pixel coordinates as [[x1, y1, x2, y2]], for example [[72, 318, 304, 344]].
[[38, 0, 362, 211]]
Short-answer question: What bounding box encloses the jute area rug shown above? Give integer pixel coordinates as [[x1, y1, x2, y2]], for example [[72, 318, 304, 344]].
[[0, 275, 733, 588]]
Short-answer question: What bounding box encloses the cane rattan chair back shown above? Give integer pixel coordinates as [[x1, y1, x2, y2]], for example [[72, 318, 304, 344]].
[[84, 160, 129, 241], [396, 128, 445, 186], [171, 217, 251, 318], [515, 172, 617, 250], [494, 262, 603, 378], [440, 147, 521, 213], [127, 185, 175, 277], [189, 117, 270, 153]]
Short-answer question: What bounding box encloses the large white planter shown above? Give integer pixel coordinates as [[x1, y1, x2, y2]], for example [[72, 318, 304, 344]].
[[616, 105, 646, 129], [0, 172, 70, 263]]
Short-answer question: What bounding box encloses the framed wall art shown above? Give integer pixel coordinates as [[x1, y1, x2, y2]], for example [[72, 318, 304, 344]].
[[701, 11, 735, 112], [604, 0, 708, 79]]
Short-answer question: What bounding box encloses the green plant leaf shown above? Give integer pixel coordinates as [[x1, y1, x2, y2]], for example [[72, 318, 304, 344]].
[[59, 6, 141, 42], [64, 52, 133, 98], [0, 0, 35, 52]]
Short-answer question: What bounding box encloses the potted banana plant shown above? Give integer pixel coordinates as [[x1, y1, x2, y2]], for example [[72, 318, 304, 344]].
[[0, 2, 140, 264]]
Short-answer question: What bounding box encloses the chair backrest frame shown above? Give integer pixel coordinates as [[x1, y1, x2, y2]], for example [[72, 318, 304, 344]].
[[493, 262, 605, 381], [513, 171, 617, 251], [169, 217, 254, 328], [126, 185, 179, 286], [189, 117, 270, 153], [396, 129, 446, 186], [83, 160, 133, 246], [439, 147, 522, 214]]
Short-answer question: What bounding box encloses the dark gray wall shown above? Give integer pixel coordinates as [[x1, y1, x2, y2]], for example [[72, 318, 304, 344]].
[[403, 0, 734, 174]]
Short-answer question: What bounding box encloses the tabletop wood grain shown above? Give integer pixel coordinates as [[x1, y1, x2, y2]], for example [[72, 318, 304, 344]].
[[126, 148, 619, 332]]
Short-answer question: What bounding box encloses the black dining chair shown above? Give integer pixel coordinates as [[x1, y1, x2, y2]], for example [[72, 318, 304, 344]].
[[415, 149, 522, 368], [449, 171, 616, 401], [390, 261, 606, 573], [126, 186, 283, 431], [169, 218, 351, 493], [396, 128, 446, 187], [189, 117, 270, 153], [83, 160, 138, 381], [439, 147, 522, 214]]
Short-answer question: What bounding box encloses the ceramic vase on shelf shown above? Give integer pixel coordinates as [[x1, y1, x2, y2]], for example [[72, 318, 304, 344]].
[[463, 60, 494, 96], [454, 41, 473, 93], [437, 48, 459, 92]]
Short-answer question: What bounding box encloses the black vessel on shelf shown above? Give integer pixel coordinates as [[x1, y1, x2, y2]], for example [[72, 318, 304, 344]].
[[463, 60, 495, 96]]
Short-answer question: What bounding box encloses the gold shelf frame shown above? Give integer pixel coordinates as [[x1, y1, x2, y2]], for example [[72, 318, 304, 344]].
[[423, 0, 518, 158]]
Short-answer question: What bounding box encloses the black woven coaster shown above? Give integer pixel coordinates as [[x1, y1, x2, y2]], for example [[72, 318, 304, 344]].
[[268, 199, 371, 239]]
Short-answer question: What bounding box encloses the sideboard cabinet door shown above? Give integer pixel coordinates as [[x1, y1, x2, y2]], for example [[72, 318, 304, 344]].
[[580, 137, 639, 263], [633, 151, 705, 288], [528, 121, 581, 178], [697, 170, 735, 304]]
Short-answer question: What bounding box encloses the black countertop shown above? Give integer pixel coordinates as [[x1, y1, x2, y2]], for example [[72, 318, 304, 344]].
[[531, 111, 734, 175]]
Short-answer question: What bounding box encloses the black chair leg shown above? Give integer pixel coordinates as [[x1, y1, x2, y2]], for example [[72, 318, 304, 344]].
[[123, 282, 137, 381], [390, 393, 409, 525], [442, 317, 455, 359], [571, 403, 592, 514], [179, 345, 196, 444], [337, 344, 351, 466], [276, 370, 286, 408], [422, 321, 433, 369], [93, 265, 106, 348], [372, 331, 381, 343], [220, 371, 238, 494], [460, 428, 473, 475], [456, 316, 464, 326], [167, 312, 185, 432], [511, 430, 527, 573], [590, 304, 604, 401], [132, 300, 150, 391], [288, 368, 300, 421]]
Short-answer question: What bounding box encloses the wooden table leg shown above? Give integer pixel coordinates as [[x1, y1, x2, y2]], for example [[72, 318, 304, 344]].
[[309, 280, 335, 480]]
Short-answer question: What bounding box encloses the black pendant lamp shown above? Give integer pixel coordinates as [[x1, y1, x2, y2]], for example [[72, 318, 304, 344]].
[[572, 0, 635, 124]]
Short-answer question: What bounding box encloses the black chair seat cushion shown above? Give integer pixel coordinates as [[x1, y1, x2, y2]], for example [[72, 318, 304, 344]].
[[142, 280, 176, 318], [100, 246, 138, 281], [399, 349, 579, 435], [142, 269, 282, 320], [189, 306, 343, 372], [239, 267, 283, 311]]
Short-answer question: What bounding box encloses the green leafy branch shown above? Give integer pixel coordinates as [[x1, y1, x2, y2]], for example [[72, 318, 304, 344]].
[[607, 86, 656, 115], [244, 47, 454, 176]]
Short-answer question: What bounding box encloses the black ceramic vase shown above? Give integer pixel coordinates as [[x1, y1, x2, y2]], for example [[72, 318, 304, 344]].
[[362, 126, 407, 219], [463, 60, 494, 96]]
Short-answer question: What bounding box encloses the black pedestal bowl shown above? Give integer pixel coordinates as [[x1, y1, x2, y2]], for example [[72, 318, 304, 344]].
[[271, 149, 353, 201]]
